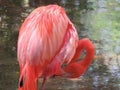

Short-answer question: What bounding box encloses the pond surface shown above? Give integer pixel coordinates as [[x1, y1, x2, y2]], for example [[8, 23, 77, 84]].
[[0, 0, 120, 90]]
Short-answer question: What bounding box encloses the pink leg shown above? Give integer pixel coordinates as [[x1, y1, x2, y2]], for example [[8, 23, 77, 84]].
[[41, 77, 48, 90], [41, 59, 62, 89]]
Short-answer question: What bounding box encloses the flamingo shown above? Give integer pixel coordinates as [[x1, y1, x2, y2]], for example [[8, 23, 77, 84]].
[[17, 4, 94, 90]]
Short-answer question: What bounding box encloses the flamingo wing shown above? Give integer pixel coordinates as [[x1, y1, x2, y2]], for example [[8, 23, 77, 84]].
[[18, 5, 69, 67], [42, 16, 79, 77]]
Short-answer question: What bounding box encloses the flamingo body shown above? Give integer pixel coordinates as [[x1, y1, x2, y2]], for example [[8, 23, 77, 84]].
[[17, 5, 94, 90]]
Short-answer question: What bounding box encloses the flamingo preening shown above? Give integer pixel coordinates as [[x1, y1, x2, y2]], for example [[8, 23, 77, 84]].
[[17, 5, 94, 90]]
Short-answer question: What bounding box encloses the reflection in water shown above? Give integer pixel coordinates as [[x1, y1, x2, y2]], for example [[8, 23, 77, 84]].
[[0, 0, 120, 90]]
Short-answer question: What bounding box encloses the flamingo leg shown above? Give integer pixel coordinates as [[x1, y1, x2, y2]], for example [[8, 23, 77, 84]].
[[36, 79, 38, 90], [41, 77, 48, 90]]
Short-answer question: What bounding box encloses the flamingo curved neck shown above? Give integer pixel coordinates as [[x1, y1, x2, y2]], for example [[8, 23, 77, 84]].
[[61, 38, 94, 78], [79, 38, 94, 69]]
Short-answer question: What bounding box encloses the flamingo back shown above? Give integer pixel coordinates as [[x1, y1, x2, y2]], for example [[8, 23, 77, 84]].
[[18, 5, 70, 66]]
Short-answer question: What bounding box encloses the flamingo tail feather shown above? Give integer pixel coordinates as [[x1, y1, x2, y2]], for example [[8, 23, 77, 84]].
[[18, 64, 37, 90]]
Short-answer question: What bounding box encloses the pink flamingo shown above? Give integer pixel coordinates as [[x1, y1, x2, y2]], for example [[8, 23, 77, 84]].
[[17, 4, 94, 90]]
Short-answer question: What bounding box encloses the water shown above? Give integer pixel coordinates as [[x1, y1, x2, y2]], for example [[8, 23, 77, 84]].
[[0, 0, 120, 90]]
